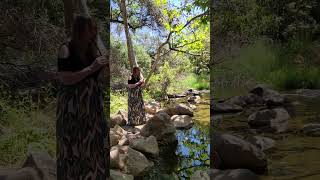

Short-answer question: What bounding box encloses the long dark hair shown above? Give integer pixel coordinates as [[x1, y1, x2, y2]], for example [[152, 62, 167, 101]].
[[70, 15, 98, 65]]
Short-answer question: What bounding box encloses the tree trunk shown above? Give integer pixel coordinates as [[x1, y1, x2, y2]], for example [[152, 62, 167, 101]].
[[210, 0, 215, 170], [61, 0, 110, 178], [119, 0, 138, 69]]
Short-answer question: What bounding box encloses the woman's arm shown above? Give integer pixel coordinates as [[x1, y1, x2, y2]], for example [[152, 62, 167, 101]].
[[57, 45, 104, 85], [58, 67, 94, 85]]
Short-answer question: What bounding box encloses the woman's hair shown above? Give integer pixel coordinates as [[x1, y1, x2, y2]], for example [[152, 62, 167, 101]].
[[72, 15, 97, 42], [70, 15, 99, 64], [132, 66, 144, 79]]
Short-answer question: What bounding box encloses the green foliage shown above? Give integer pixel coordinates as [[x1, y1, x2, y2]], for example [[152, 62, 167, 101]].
[[268, 67, 320, 90], [0, 92, 56, 166], [213, 39, 320, 90], [110, 90, 152, 114], [168, 73, 209, 94], [110, 91, 128, 114]]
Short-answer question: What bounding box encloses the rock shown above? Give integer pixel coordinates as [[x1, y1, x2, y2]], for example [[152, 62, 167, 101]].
[[302, 123, 320, 136], [213, 102, 243, 113], [160, 103, 193, 117], [175, 104, 194, 116], [211, 115, 223, 127], [145, 113, 154, 121], [168, 93, 187, 98], [191, 170, 210, 180], [22, 151, 56, 180], [140, 112, 176, 143], [250, 84, 285, 106], [129, 135, 159, 156], [5, 167, 41, 180], [110, 114, 127, 128], [186, 89, 201, 96], [171, 115, 194, 129], [110, 169, 134, 180], [117, 110, 128, 122], [248, 108, 290, 133], [122, 146, 154, 176], [188, 103, 197, 110], [144, 102, 160, 114], [246, 136, 276, 151], [112, 125, 128, 136], [110, 145, 126, 169], [295, 89, 320, 98], [187, 95, 201, 104], [110, 131, 121, 146], [211, 133, 267, 174], [207, 169, 259, 180], [118, 136, 129, 146]]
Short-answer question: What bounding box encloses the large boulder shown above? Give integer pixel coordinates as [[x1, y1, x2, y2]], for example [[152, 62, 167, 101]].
[[110, 145, 154, 176], [110, 169, 134, 180], [160, 104, 193, 117], [250, 84, 285, 106], [171, 115, 194, 129], [212, 102, 243, 113], [207, 169, 259, 180], [295, 89, 320, 98], [302, 123, 320, 136], [5, 167, 41, 180], [129, 135, 159, 156], [117, 110, 128, 122], [191, 169, 259, 180], [248, 108, 290, 133], [187, 95, 201, 104], [110, 114, 127, 128], [22, 151, 56, 180], [225, 94, 264, 108], [140, 112, 176, 143], [110, 131, 122, 146], [246, 136, 276, 152], [144, 101, 161, 114], [211, 133, 267, 174]]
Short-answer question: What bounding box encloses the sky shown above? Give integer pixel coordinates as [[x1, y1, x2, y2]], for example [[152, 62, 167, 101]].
[[110, 0, 205, 45]]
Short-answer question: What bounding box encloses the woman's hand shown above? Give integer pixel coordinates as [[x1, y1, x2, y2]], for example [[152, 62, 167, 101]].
[[90, 56, 108, 71]]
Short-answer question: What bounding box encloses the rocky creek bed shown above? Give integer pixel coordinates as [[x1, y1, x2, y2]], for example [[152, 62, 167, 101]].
[[0, 89, 210, 180], [193, 84, 320, 180]]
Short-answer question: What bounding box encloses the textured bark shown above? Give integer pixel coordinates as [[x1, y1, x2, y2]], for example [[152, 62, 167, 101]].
[[119, 0, 138, 69], [60, 0, 110, 179], [210, 0, 215, 170]]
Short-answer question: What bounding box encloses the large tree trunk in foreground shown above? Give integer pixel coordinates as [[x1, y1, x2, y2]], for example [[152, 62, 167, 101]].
[[61, 0, 110, 179], [119, 0, 138, 69]]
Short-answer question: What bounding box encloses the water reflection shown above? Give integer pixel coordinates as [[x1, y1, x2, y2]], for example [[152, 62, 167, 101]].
[[176, 125, 210, 179]]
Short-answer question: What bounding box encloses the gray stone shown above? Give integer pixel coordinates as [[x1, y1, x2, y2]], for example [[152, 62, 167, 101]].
[[140, 112, 176, 143], [246, 136, 276, 151], [129, 135, 159, 156], [171, 115, 194, 129], [110, 169, 134, 180], [213, 103, 243, 113], [248, 108, 290, 133], [211, 133, 267, 174], [207, 169, 259, 180], [302, 123, 320, 136]]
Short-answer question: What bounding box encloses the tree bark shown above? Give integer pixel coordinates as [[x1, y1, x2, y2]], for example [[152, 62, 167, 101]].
[[60, 0, 110, 179], [210, 0, 215, 170], [119, 0, 138, 69]]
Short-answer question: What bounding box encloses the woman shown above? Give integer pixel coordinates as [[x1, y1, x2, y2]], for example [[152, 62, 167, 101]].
[[56, 16, 109, 179], [127, 67, 146, 126]]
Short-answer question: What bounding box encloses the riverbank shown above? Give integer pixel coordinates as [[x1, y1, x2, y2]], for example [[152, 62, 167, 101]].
[[207, 85, 320, 180], [109, 89, 210, 179]]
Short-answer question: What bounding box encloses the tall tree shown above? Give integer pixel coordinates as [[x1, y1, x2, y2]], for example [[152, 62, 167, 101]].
[[119, 0, 138, 69], [61, 0, 110, 178]]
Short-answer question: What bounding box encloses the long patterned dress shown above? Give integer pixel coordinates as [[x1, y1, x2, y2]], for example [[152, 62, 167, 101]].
[[127, 75, 146, 126], [56, 42, 109, 179]]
